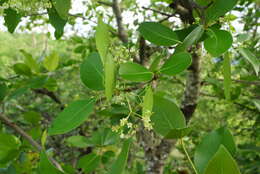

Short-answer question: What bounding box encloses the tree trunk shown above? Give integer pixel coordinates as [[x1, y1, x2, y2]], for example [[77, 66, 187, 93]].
[[140, 44, 202, 173]]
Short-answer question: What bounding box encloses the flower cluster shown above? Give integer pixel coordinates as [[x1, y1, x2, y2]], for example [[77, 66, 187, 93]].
[[111, 117, 136, 139], [142, 110, 153, 130]]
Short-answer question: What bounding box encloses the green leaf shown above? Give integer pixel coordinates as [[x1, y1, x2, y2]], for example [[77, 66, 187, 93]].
[[107, 139, 131, 174], [223, 52, 231, 100], [0, 83, 8, 102], [142, 86, 153, 117], [4, 8, 22, 33], [204, 29, 233, 57], [39, 151, 63, 174], [20, 49, 40, 73], [138, 22, 181, 46], [119, 62, 153, 82], [151, 94, 186, 137], [47, 7, 67, 39], [0, 133, 21, 164], [52, 0, 71, 20], [90, 128, 119, 147], [175, 25, 204, 52], [80, 52, 104, 90], [194, 127, 236, 174], [48, 99, 95, 135], [44, 52, 60, 72], [105, 54, 116, 101], [205, 0, 238, 23], [66, 136, 91, 148], [252, 99, 260, 111], [96, 17, 110, 63], [204, 145, 241, 174], [238, 47, 259, 76], [27, 76, 48, 89], [77, 153, 101, 173], [165, 127, 192, 139], [160, 52, 192, 75], [13, 63, 32, 76], [23, 111, 41, 125]]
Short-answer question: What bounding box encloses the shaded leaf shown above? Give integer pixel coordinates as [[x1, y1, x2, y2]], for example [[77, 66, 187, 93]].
[[66, 136, 91, 148], [20, 49, 40, 73], [13, 63, 32, 76], [77, 153, 101, 173], [175, 25, 204, 52], [90, 128, 119, 147], [4, 8, 21, 33], [0, 83, 8, 102], [80, 52, 104, 90], [47, 7, 67, 39]]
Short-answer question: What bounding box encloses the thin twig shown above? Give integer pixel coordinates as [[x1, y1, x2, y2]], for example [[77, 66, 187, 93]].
[[180, 139, 199, 174], [142, 6, 173, 17], [0, 113, 63, 171]]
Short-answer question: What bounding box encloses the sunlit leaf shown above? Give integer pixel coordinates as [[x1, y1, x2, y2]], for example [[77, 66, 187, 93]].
[[48, 99, 95, 135]]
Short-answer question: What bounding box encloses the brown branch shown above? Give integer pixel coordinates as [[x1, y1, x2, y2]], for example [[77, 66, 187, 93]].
[[142, 6, 174, 17], [112, 0, 128, 43], [0, 113, 63, 171], [33, 88, 65, 110], [97, 1, 113, 6]]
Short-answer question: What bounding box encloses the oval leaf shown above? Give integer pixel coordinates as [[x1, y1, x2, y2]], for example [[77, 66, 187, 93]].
[[204, 145, 241, 174], [194, 127, 236, 174], [80, 52, 104, 90], [119, 62, 153, 82], [151, 94, 186, 137], [44, 52, 60, 72], [160, 52, 192, 75], [0, 83, 8, 102], [48, 99, 95, 135], [204, 29, 233, 57], [138, 22, 180, 46], [13, 63, 32, 76]]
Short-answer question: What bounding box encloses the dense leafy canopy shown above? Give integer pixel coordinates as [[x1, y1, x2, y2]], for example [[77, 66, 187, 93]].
[[0, 0, 259, 174]]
